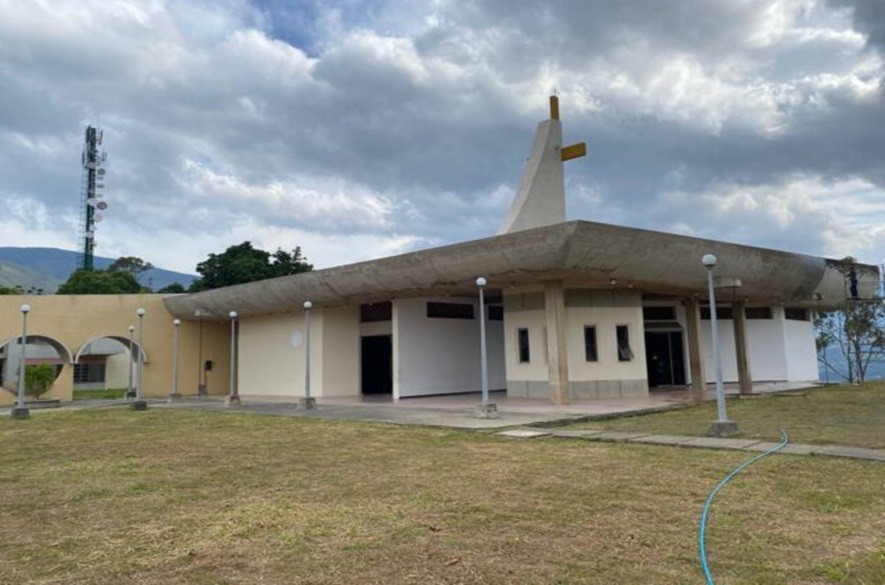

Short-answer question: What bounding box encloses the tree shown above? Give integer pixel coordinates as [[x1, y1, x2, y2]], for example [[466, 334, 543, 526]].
[[25, 364, 57, 398], [0, 285, 23, 295], [108, 256, 154, 284], [189, 242, 313, 291], [57, 269, 143, 295], [816, 299, 885, 383], [158, 283, 186, 294]]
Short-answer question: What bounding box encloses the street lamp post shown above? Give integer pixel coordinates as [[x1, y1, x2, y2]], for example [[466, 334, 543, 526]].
[[702, 254, 737, 437], [169, 318, 181, 400], [11, 304, 31, 420], [297, 301, 316, 410], [225, 311, 240, 406], [132, 308, 147, 410], [474, 277, 498, 418], [126, 325, 135, 398]]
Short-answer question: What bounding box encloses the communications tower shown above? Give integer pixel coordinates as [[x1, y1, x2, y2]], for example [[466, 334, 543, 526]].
[[77, 126, 109, 271]]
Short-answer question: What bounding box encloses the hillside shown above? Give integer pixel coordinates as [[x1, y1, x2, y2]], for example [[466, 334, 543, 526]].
[[0, 247, 196, 293]]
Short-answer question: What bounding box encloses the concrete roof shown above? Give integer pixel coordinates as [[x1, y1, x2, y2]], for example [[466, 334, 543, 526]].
[[164, 220, 878, 320]]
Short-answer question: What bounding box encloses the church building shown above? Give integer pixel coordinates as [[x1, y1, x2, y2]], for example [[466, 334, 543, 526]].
[[162, 97, 878, 404]]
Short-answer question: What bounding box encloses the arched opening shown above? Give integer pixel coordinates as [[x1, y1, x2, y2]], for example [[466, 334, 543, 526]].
[[73, 336, 149, 398], [0, 335, 73, 400]]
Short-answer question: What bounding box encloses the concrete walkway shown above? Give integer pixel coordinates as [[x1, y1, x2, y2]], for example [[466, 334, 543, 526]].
[[496, 428, 885, 462]]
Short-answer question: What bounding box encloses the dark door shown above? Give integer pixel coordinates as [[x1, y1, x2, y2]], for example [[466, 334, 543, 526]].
[[361, 335, 392, 395], [644, 331, 686, 387]]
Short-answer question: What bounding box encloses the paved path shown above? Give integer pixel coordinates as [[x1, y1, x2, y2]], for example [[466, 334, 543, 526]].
[[496, 428, 885, 462]]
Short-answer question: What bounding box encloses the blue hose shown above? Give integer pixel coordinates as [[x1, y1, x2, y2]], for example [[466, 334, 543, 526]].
[[698, 430, 789, 584]]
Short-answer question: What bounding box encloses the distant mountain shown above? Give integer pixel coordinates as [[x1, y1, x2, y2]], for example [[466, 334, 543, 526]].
[[0, 247, 196, 293]]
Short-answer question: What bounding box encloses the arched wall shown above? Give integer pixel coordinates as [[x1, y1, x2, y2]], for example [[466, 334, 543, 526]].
[[0, 295, 230, 406]]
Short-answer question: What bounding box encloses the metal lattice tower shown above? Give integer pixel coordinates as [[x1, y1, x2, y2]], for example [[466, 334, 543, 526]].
[[77, 126, 108, 271]]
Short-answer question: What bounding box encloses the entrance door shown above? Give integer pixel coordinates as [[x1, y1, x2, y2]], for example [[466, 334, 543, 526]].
[[361, 335, 392, 395], [644, 331, 686, 387]]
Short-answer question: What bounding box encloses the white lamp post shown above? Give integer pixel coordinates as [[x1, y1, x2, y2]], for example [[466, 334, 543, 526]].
[[126, 325, 135, 398], [702, 254, 737, 436], [474, 277, 498, 418], [132, 308, 147, 410], [225, 311, 240, 406], [298, 301, 316, 409], [169, 318, 181, 399], [11, 304, 31, 420]]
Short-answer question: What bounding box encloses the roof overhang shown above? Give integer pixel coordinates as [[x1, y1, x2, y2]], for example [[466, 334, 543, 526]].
[[164, 220, 879, 319]]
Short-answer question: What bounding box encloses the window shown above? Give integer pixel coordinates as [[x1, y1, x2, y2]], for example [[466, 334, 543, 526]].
[[616, 325, 633, 361], [427, 302, 474, 319], [785, 308, 809, 321], [488, 305, 503, 321], [584, 326, 598, 362], [517, 328, 530, 363], [360, 302, 391, 322], [745, 307, 773, 319], [643, 306, 676, 321], [73, 363, 105, 384], [700, 307, 733, 320]]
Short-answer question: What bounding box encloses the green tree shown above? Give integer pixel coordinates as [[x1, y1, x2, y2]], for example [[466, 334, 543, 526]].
[[25, 364, 57, 398], [189, 242, 312, 291], [57, 269, 143, 295], [108, 256, 154, 282], [816, 298, 885, 383], [0, 285, 24, 295], [157, 283, 186, 294]]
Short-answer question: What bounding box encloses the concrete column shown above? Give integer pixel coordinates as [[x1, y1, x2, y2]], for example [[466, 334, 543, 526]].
[[732, 300, 753, 395], [544, 280, 570, 404], [684, 298, 706, 404]]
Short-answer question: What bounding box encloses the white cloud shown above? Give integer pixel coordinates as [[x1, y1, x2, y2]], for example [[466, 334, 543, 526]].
[[0, 0, 882, 278]]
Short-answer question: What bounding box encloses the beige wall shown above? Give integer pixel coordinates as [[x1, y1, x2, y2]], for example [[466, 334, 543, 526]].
[[0, 295, 230, 405], [237, 306, 359, 398], [320, 306, 360, 397], [504, 288, 648, 398], [238, 312, 304, 397]]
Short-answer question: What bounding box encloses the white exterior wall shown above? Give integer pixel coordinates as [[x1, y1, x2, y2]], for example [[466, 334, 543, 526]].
[[783, 317, 819, 381], [701, 307, 818, 383], [392, 297, 505, 398]]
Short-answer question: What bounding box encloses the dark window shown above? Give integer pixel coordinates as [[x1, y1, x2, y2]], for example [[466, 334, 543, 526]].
[[73, 363, 105, 384], [785, 308, 809, 321], [643, 306, 676, 321], [427, 302, 474, 319], [745, 307, 773, 319], [616, 325, 633, 361], [584, 326, 598, 362], [700, 307, 733, 320], [360, 302, 392, 322], [488, 305, 503, 321], [518, 328, 530, 363]]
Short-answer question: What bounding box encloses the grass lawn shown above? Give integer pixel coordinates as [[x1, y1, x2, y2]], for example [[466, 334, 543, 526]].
[[0, 409, 882, 584], [566, 381, 885, 449]]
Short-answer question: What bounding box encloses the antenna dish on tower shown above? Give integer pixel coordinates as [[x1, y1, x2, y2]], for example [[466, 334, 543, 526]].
[[77, 125, 108, 271]]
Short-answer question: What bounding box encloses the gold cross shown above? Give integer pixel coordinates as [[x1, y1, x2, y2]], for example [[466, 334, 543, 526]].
[[549, 95, 587, 162]]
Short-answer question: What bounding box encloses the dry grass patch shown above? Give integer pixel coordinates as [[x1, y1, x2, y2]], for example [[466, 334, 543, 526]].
[[568, 381, 885, 449], [0, 409, 882, 584]]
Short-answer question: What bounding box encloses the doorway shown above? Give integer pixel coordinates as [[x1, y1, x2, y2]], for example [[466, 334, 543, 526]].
[[361, 335, 392, 395], [644, 331, 686, 387]]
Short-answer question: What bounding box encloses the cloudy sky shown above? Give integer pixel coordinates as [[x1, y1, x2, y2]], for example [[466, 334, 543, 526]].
[[1, 0, 883, 275]]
